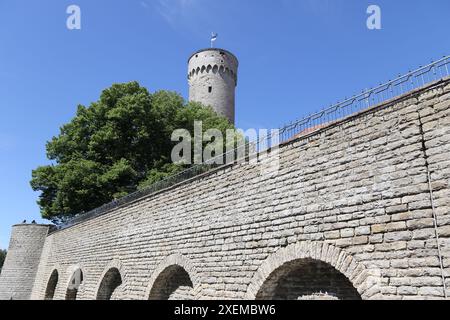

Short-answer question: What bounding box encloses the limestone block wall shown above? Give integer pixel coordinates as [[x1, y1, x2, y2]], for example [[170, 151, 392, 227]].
[[12, 79, 450, 300], [418, 84, 450, 298], [0, 224, 50, 300]]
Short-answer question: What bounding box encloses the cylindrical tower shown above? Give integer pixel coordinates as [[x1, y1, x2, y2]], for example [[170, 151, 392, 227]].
[[188, 48, 239, 124], [0, 223, 50, 300]]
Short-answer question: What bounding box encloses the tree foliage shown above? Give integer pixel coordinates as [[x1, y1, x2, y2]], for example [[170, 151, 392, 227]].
[[31, 82, 236, 222]]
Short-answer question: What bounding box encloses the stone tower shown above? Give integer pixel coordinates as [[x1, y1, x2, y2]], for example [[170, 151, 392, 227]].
[[188, 48, 239, 124], [0, 223, 50, 300]]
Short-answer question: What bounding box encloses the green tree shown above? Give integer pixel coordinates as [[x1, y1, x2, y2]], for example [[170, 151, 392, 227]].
[[0, 249, 6, 272], [31, 82, 236, 222]]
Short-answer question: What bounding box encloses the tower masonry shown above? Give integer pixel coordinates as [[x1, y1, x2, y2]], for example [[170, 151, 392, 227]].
[[188, 48, 238, 124], [0, 223, 51, 300]]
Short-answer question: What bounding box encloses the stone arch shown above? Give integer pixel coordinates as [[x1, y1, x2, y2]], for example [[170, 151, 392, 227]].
[[95, 260, 127, 300], [145, 254, 200, 300], [44, 269, 59, 300], [213, 65, 219, 74], [206, 65, 212, 73], [246, 242, 381, 300], [65, 266, 84, 300]]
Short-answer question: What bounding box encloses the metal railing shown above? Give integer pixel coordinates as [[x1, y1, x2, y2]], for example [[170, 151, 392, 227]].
[[52, 56, 450, 231], [279, 56, 450, 142]]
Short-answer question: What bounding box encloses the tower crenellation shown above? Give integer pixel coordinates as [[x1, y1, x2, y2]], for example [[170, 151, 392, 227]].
[[188, 48, 238, 124]]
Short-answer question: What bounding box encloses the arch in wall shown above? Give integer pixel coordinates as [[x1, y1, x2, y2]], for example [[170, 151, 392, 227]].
[[65, 267, 84, 300], [44, 269, 59, 300], [95, 260, 126, 300], [246, 242, 381, 300], [96, 268, 122, 300], [145, 254, 200, 300]]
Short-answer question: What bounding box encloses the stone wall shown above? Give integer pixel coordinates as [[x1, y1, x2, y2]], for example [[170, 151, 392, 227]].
[[2, 79, 449, 301], [0, 224, 50, 300], [417, 85, 450, 298]]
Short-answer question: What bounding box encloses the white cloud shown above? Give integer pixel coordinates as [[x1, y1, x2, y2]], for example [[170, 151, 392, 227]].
[[140, 0, 223, 41], [152, 0, 202, 29]]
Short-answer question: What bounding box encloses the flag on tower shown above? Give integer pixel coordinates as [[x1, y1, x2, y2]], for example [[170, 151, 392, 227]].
[[211, 32, 218, 47]]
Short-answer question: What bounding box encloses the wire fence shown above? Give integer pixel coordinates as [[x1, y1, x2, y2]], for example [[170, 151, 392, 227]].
[[52, 56, 450, 232]]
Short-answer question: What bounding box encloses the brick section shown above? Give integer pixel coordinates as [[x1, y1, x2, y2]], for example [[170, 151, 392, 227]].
[[2, 79, 449, 301]]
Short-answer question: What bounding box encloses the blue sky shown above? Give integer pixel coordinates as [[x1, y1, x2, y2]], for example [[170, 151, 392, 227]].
[[0, 0, 449, 249]]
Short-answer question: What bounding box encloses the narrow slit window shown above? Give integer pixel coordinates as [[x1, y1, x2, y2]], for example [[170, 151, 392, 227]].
[[208, 86, 212, 93]]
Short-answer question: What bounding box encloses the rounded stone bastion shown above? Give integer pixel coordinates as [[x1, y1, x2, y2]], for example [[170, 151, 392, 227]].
[[188, 48, 239, 124], [0, 223, 51, 300]]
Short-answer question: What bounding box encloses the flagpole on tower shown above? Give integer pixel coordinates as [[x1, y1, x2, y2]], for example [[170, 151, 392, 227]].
[[211, 32, 218, 48]]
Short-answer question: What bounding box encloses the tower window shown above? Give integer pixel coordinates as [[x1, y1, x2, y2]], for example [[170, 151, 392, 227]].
[[208, 86, 212, 93]]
